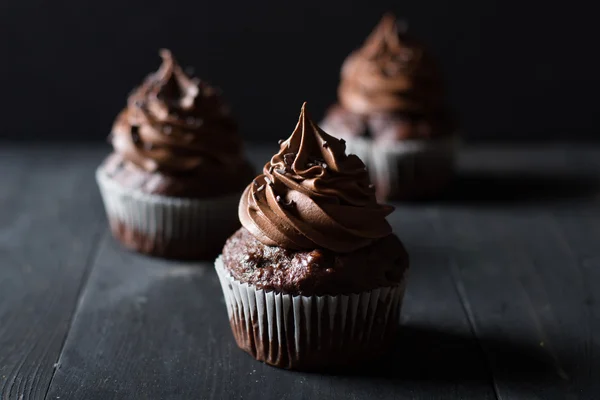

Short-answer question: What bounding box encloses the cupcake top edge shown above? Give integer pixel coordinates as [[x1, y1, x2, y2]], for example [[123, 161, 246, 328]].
[[239, 102, 395, 254], [221, 226, 409, 296]]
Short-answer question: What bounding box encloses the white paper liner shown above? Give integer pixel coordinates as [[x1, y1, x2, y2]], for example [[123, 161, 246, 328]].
[[214, 256, 407, 369], [96, 167, 241, 255], [345, 134, 460, 199]]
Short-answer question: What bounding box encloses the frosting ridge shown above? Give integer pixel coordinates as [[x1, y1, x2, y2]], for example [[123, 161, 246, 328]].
[[239, 103, 394, 252], [338, 13, 445, 118], [111, 49, 245, 175]]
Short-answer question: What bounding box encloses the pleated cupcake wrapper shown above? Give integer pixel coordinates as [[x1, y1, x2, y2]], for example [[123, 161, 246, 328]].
[[345, 135, 460, 197], [215, 256, 406, 369], [96, 168, 240, 246]]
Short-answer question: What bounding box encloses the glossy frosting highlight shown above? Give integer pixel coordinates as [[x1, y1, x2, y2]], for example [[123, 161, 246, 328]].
[[338, 13, 444, 117], [239, 103, 394, 253], [111, 49, 245, 175]]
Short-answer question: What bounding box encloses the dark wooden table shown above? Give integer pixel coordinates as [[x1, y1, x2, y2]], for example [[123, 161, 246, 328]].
[[1, 143, 599, 400]]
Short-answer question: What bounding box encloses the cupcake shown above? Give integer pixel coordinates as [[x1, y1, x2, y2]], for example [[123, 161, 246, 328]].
[[215, 103, 409, 370], [321, 13, 459, 201], [96, 49, 254, 260]]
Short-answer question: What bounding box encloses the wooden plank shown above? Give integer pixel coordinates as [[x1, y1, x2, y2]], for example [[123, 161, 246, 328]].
[[431, 146, 600, 398], [0, 145, 106, 400], [387, 207, 496, 399], [550, 206, 600, 398], [45, 206, 495, 399], [29, 144, 600, 399], [443, 145, 599, 206], [433, 205, 600, 399]]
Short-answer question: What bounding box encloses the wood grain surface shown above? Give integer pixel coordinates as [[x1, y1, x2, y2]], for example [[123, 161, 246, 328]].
[[1, 144, 599, 400], [0, 145, 105, 399]]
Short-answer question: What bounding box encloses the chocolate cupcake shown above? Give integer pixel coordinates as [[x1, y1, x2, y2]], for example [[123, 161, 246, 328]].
[[215, 103, 409, 370], [96, 49, 254, 260], [321, 13, 459, 201]]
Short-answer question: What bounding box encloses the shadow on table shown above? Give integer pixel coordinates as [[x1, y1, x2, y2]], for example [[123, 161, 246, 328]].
[[436, 171, 599, 205], [329, 325, 568, 385]]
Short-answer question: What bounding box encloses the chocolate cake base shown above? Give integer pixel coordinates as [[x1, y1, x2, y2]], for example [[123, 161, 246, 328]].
[[222, 228, 409, 296], [97, 165, 243, 261], [342, 135, 457, 202], [229, 298, 400, 371], [109, 218, 227, 260], [101, 152, 255, 198], [320, 104, 458, 201], [374, 148, 456, 201], [215, 257, 406, 370]]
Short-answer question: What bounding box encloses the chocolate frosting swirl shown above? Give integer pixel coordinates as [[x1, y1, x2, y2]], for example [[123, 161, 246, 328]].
[[239, 103, 394, 253], [111, 49, 245, 175], [338, 13, 445, 118]]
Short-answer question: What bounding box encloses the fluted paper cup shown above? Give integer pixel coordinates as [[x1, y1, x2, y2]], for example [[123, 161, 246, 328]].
[[96, 168, 241, 260], [215, 256, 407, 370], [345, 134, 460, 200]]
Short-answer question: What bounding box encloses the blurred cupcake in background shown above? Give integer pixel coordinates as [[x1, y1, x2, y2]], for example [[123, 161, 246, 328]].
[[321, 13, 459, 201], [96, 49, 254, 260], [215, 103, 409, 370]]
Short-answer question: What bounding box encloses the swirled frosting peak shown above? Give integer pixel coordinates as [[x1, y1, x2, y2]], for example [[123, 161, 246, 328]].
[[239, 103, 394, 253], [338, 13, 444, 117], [111, 49, 245, 174]]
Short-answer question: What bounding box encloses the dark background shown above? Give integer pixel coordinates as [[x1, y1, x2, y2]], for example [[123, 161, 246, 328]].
[[1, 0, 598, 143]]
